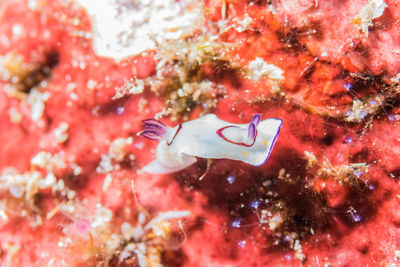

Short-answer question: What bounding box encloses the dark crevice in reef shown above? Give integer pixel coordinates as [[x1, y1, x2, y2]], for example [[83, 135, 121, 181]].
[[23, 50, 60, 92], [320, 133, 335, 146], [93, 95, 132, 116], [247, 0, 269, 6], [162, 249, 188, 267], [277, 27, 308, 53], [334, 180, 378, 227], [207, 60, 243, 90], [0, 49, 60, 93], [388, 168, 400, 180], [44, 50, 60, 71], [342, 71, 384, 95], [175, 144, 381, 251], [349, 148, 370, 163], [340, 70, 400, 119]]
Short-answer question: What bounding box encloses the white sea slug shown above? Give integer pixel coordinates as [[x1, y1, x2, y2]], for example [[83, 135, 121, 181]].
[[140, 114, 282, 174]]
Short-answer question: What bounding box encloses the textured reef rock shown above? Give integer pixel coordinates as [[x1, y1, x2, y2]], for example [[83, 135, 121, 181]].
[[1, 0, 400, 266]]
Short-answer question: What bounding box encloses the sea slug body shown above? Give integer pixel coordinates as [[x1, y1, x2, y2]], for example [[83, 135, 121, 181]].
[[140, 114, 282, 174]]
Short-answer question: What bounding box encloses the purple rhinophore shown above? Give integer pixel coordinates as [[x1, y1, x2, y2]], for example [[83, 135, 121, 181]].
[[247, 114, 260, 141], [251, 114, 261, 127], [140, 119, 167, 140], [247, 122, 257, 140]]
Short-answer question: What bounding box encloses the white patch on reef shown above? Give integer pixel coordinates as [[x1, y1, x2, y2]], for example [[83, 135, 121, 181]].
[[0, 209, 8, 222], [355, 0, 388, 36], [0, 167, 65, 202], [344, 98, 381, 122], [12, 24, 24, 37], [235, 14, 253, 32], [53, 122, 69, 144], [144, 210, 191, 237], [391, 73, 400, 84], [247, 57, 284, 81], [7, 107, 22, 124], [97, 137, 134, 173], [102, 173, 113, 192], [31, 151, 66, 172], [27, 89, 50, 122], [75, 0, 204, 60], [114, 78, 145, 99]]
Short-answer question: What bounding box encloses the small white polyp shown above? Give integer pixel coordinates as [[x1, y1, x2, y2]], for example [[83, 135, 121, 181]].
[[142, 114, 282, 174]]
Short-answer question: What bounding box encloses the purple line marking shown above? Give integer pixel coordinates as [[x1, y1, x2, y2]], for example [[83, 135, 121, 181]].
[[216, 126, 257, 147]]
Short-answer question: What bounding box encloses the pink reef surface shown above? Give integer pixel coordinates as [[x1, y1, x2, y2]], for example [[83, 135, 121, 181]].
[[0, 0, 400, 266]]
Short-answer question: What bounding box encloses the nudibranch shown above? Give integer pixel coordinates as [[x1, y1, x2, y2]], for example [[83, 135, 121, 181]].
[[139, 114, 282, 174]]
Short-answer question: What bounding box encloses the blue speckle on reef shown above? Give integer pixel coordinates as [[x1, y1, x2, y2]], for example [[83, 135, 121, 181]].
[[344, 83, 352, 91], [354, 170, 363, 178], [352, 213, 362, 223], [227, 175, 236, 184], [238, 240, 246, 248], [115, 106, 124, 115], [344, 136, 353, 144], [250, 200, 260, 209], [231, 218, 242, 228]]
